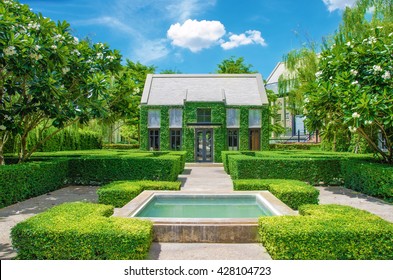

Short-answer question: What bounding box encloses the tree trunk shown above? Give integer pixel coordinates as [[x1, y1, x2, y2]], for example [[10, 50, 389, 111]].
[[332, 131, 337, 152], [0, 132, 10, 166], [18, 133, 28, 163]]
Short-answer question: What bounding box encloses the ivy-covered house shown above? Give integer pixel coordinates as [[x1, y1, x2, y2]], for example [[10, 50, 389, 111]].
[[140, 74, 269, 162]]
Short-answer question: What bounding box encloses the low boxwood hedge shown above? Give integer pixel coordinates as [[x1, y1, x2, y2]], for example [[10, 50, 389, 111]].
[[67, 156, 180, 185], [228, 155, 342, 185], [233, 179, 319, 210], [0, 159, 69, 208], [11, 202, 153, 260], [341, 159, 393, 202], [259, 204, 393, 260], [97, 180, 181, 207]]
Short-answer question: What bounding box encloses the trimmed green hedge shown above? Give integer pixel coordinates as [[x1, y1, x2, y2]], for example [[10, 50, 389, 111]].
[[228, 155, 342, 185], [233, 179, 319, 210], [269, 143, 321, 150], [0, 159, 69, 208], [1, 151, 185, 208], [259, 204, 393, 260], [97, 180, 181, 207], [68, 155, 180, 185], [11, 202, 153, 260], [341, 159, 393, 202], [102, 143, 140, 149]]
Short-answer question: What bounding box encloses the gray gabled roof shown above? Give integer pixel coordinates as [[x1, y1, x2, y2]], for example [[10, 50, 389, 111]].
[[141, 74, 268, 106]]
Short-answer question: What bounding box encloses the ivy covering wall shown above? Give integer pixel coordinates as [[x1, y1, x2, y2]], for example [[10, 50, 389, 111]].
[[140, 103, 269, 162]]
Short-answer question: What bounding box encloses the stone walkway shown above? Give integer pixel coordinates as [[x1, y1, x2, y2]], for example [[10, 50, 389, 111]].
[[1, 163, 393, 260]]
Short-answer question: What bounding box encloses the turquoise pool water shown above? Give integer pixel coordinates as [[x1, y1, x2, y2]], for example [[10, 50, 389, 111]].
[[134, 194, 275, 218]]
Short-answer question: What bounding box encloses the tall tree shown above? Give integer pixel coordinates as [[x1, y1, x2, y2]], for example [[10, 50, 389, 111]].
[[307, 0, 393, 162], [216, 56, 256, 74], [0, 0, 121, 164]]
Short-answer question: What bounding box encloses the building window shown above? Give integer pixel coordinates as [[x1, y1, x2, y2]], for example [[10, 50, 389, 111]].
[[197, 108, 211, 123], [149, 129, 160, 150], [227, 109, 240, 128], [228, 129, 239, 151], [148, 109, 160, 128], [249, 109, 261, 128], [170, 129, 182, 150], [169, 108, 182, 128]]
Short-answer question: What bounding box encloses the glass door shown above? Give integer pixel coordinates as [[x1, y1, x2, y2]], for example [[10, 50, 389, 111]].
[[195, 129, 213, 162]]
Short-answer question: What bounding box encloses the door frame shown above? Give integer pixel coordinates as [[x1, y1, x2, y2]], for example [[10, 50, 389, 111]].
[[195, 128, 214, 162]]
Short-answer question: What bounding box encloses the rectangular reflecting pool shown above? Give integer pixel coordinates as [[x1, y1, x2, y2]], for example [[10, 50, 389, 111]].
[[134, 194, 276, 218], [115, 191, 296, 243]]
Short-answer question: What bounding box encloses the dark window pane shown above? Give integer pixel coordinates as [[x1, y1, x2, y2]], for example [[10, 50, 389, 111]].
[[197, 108, 211, 123]]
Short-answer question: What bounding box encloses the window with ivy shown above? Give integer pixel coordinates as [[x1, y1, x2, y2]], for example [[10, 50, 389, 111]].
[[197, 108, 211, 123]]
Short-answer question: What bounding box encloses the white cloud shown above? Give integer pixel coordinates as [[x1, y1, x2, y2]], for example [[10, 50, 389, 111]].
[[322, 0, 357, 12], [167, 19, 226, 52], [221, 30, 267, 50]]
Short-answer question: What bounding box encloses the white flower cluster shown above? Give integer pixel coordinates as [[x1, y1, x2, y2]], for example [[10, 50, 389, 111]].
[[96, 52, 104, 59], [350, 69, 358, 76], [382, 71, 391, 80], [315, 71, 323, 78], [106, 55, 115, 62], [348, 126, 357, 133], [34, 45, 41, 51], [346, 41, 353, 47], [3, 0, 13, 5], [363, 36, 377, 45], [62, 67, 70, 74], [30, 53, 43, 60], [3, 46, 17, 56], [71, 49, 81, 56], [364, 120, 373, 125], [373, 65, 382, 72], [4, 115, 12, 121], [53, 34, 65, 42], [27, 21, 40, 31], [51, 45, 57, 50], [351, 81, 359, 85], [73, 37, 79, 45], [0, 125, 6, 131], [96, 43, 104, 49], [352, 112, 360, 119]]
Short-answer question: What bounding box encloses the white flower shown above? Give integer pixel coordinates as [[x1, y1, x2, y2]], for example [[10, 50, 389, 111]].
[[348, 126, 357, 133], [73, 37, 79, 45], [62, 67, 70, 74], [315, 71, 323, 78], [34, 45, 41, 51], [29, 53, 42, 60], [71, 49, 81, 56], [382, 71, 391, 80], [376, 26, 383, 29], [364, 120, 373, 125], [0, 125, 6, 131], [351, 81, 359, 85], [350, 69, 358, 76], [96, 52, 104, 59], [53, 34, 65, 42], [352, 112, 360, 118], [373, 65, 382, 72], [27, 21, 40, 30], [107, 55, 115, 62], [3, 46, 17, 56], [346, 41, 352, 47], [368, 36, 377, 44], [51, 45, 57, 50]]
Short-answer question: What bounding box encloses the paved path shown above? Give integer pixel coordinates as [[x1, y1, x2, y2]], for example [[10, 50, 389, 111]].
[[1, 164, 393, 260], [0, 186, 99, 260]]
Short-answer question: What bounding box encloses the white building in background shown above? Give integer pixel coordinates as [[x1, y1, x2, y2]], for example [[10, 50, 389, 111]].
[[265, 62, 308, 141]]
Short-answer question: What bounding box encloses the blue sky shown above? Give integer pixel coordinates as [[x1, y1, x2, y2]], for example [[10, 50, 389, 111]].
[[21, 0, 356, 78]]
